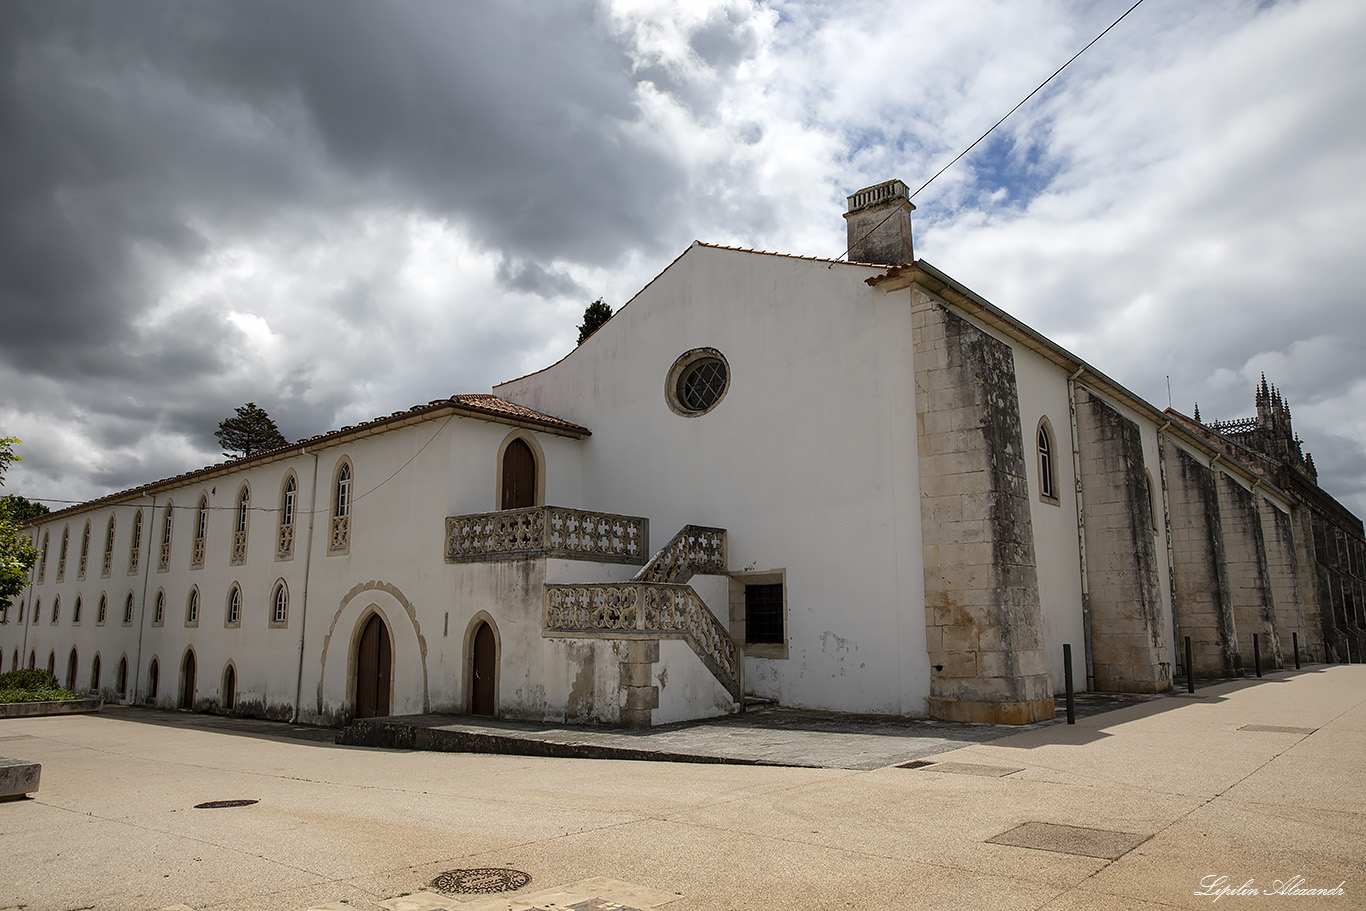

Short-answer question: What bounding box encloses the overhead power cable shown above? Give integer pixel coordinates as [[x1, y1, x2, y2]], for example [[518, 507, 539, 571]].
[[836, 0, 1149, 263]]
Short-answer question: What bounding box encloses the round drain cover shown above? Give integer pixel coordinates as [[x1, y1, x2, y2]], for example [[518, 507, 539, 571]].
[[431, 868, 531, 894], [194, 799, 259, 809]]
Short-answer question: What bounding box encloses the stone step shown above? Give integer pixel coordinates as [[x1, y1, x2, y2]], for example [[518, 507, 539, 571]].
[[0, 757, 40, 800]]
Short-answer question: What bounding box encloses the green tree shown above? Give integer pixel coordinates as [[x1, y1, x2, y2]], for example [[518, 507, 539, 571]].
[[0, 494, 48, 525], [215, 402, 288, 459], [0, 438, 40, 619], [577, 297, 613, 345]]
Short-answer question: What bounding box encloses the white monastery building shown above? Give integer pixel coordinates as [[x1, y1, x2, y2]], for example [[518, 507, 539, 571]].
[[6, 181, 1364, 728]]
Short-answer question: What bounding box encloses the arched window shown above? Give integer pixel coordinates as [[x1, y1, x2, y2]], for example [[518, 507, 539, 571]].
[[46, 650, 55, 676], [103, 515, 116, 577], [97, 594, 108, 625], [225, 584, 242, 626], [1037, 418, 1060, 504], [32, 598, 40, 625], [57, 525, 69, 581], [1146, 470, 1159, 534], [269, 580, 288, 627], [231, 484, 250, 565], [51, 595, 60, 625], [123, 593, 135, 625], [129, 510, 143, 573], [157, 501, 174, 571], [78, 521, 91, 579], [192, 494, 208, 568], [72, 595, 82, 624], [28, 650, 36, 670], [153, 589, 165, 625], [277, 473, 297, 560], [91, 654, 101, 693], [186, 587, 199, 626], [329, 460, 352, 554], [39, 532, 49, 582]]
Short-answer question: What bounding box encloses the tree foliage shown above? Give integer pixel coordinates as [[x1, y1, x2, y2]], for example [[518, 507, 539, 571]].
[[1, 494, 48, 525], [577, 298, 613, 345], [215, 402, 288, 459], [0, 438, 40, 618]]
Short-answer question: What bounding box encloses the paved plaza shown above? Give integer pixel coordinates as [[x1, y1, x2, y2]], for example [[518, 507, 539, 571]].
[[1, 666, 1363, 910]]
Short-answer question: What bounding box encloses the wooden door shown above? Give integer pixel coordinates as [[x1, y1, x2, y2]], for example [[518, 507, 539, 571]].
[[181, 652, 196, 710], [355, 614, 392, 719], [66, 649, 78, 691], [471, 622, 496, 716], [501, 439, 536, 509], [223, 665, 236, 712]]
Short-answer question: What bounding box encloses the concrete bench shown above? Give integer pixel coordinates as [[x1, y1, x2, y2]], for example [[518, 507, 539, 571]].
[[0, 757, 41, 799]]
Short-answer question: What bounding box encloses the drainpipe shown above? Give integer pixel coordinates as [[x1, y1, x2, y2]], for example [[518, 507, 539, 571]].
[[1067, 367, 1094, 689], [132, 495, 157, 705], [292, 447, 321, 724], [1157, 422, 1180, 673]]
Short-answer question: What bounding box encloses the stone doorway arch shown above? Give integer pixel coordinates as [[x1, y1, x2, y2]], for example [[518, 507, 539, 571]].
[[180, 649, 196, 710]]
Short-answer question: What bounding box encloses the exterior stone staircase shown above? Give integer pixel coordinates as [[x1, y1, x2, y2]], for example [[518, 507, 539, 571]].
[[544, 524, 740, 725]]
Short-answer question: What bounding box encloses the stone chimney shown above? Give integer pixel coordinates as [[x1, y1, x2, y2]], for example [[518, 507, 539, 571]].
[[844, 179, 915, 265]]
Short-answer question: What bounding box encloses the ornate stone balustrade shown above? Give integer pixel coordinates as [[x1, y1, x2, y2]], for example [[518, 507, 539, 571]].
[[544, 582, 740, 699], [157, 542, 170, 572], [277, 524, 295, 560], [230, 531, 247, 566], [633, 525, 726, 583], [445, 506, 647, 565], [191, 539, 205, 568]]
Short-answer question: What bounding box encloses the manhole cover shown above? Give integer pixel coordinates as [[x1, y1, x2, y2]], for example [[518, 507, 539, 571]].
[[431, 868, 531, 895], [194, 799, 259, 809]]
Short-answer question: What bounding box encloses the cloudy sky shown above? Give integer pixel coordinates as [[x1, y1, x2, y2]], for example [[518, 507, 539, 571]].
[[3, 0, 1365, 515]]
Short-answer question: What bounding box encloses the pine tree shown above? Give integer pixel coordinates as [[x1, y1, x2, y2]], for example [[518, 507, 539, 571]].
[[577, 298, 613, 345], [215, 403, 288, 459]]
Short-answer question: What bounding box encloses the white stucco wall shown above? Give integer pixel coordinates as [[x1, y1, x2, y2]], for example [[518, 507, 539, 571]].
[[497, 245, 930, 715]]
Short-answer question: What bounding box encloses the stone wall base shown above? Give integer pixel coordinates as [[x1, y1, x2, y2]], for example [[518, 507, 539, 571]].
[[928, 696, 1055, 725]]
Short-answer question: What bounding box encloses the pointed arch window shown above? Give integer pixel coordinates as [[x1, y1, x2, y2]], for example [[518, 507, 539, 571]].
[[72, 595, 82, 625], [1037, 418, 1060, 505], [97, 594, 108, 625], [277, 474, 297, 560], [231, 484, 250, 565], [129, 510, 143, 574], [103, 515, 115, 577], [269, 580, 288, 628], [186, 587, 199, 626], [329, 460, 352, 555], [32, 598, 39, 625], [51, 595, 60, 625], [78, 521, 90, 579], [152, 590, 165, 626], [192, 495, 208, 568], [157, 502, 174, 572], [123, 593, 135, 625], [39, 531, 49, 582], [90, 654, 101, 693], [225, 584, 242, 627], [57, 526, 69, 581]]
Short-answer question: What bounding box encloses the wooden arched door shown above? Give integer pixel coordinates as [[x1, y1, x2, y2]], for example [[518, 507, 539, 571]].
[[66, 648, 78, 691], [180, 651, 196, 710], [355, 613, 392, 719], [501, 438, 536, 510], [222, 664, 236, 712], [471, 621, 497, 716]]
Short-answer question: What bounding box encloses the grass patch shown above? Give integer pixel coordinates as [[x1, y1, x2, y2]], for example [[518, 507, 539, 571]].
[[0, 669, 81, 703]]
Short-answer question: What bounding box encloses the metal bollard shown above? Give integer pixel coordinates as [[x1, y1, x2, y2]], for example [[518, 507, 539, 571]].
[[1253, 634, 1262, 678], [1293, 632, 1301, 670], [1185, 636, 1195, 693], [1063, 643, 1075, 725]]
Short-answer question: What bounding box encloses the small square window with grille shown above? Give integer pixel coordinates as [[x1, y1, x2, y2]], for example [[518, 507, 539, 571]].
[[745, 583, 785, 645]]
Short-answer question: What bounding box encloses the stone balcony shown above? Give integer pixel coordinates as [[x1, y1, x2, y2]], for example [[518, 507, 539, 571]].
[[444, 506, 649, 566]]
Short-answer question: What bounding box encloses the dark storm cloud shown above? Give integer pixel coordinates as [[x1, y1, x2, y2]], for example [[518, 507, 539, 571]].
[[0, 0, 684, 385], [495, 258, 588, 299]]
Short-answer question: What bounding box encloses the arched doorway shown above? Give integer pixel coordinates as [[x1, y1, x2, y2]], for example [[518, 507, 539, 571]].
[[501, 438, 536, 509], [148, 658, 160, 700], [470, 621, 497, 716], [117, 657, 128, 699], [222, 664, 236, 713], [180, 651, 196, 710], [66, 648, 78, 691], [355, 613, 392, 719]]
